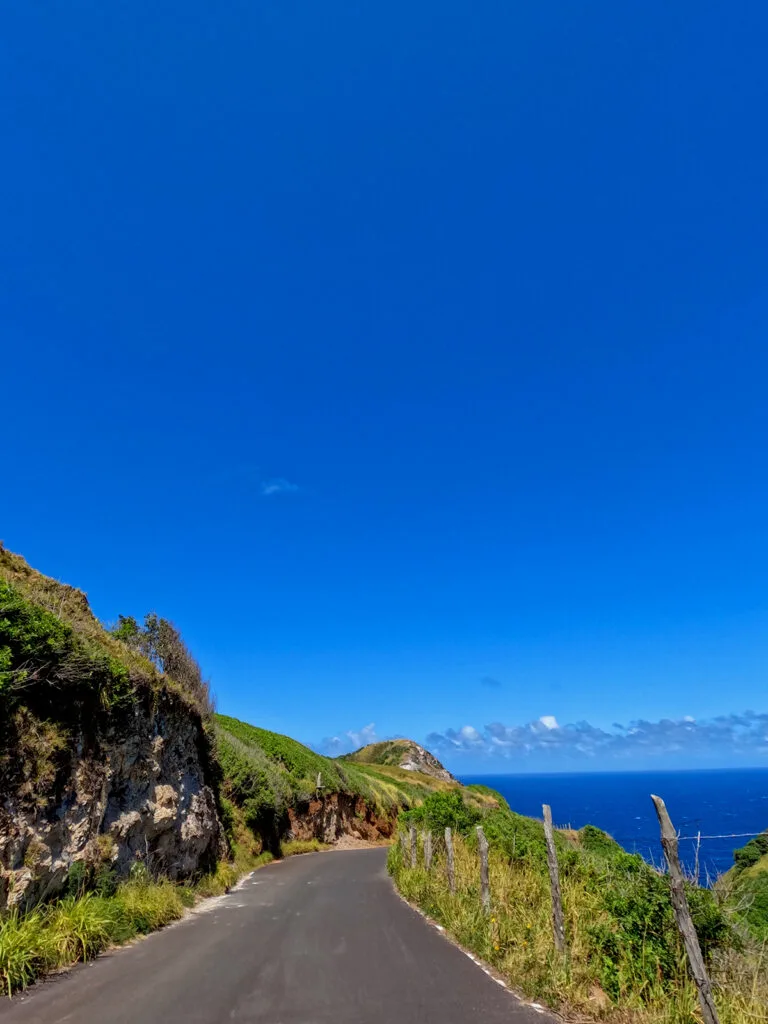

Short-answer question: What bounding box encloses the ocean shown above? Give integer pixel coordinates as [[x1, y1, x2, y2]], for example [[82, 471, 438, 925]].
[[460, 767, 768, 883]]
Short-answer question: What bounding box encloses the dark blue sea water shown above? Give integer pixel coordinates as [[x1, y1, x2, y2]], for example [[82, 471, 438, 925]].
[[461, 768, 768, 883]]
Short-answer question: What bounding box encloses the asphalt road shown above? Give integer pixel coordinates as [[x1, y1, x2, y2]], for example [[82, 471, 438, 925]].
[[1, 849, 546, 1024]]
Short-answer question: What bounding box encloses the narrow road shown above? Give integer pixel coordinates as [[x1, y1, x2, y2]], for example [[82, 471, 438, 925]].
[[1, 849, 545, 1024]]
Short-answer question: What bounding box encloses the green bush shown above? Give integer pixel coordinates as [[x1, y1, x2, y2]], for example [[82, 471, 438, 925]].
[[400, 789, 481, 835], [110, 613, 212, 718], [479, 807, 549, 863], [0, 581, 134, 717], [733, 831, 768, 873]]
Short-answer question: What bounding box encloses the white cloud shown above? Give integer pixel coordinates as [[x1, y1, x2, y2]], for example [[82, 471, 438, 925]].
[[346, 723, 377, 749], [261, 477, 300, 496], [315, 724, 378, 757], [426, 711, 768, 765]]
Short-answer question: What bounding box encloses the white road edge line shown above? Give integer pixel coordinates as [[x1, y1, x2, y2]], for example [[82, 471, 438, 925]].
[[393, 886, 561, 1021]]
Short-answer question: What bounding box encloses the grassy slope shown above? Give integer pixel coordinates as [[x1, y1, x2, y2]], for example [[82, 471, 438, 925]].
[[0, 547, 212, 790], [343, 739, 417, 767], [0, 546, 173, 702], [215, 715, 497, 847], [720, 831, 768, 941], [342, 738, 455, 780], [742, 850, 768, 878], [390, 805, 766, 1024]]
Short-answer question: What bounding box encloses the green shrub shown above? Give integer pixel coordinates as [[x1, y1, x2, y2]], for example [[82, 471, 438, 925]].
[[579, 823, 623, 857], [400, 789, 481, 835], [480, 807, 549, 863], [0, 581, 135, 718], [733, 832, 768, 873], [109, 613, 212, 718]]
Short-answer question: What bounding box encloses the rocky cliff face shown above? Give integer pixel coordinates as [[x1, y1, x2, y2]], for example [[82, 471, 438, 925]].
[[0, 546, 225, 912], [0, 690, 225, 911], [286, 793, 396, 844], [396, 742, 455, 782]]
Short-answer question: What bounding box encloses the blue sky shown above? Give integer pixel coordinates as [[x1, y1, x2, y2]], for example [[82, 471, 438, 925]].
[[2, 1, 768, 772]]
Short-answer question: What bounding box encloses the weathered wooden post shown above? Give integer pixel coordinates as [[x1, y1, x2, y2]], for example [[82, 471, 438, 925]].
[[424, 830, 433, 871], [476, 825, 490, 913], [400, 829, 408, 860], [445, 826, 455, 894], [651, 795, 720, 1024], [542, 805, 566, 954], [410, 825, 417, 868]]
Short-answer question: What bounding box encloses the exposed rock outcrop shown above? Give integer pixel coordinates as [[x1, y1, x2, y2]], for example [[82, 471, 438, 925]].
[[286, 793, 396, 844], [0, 546, 227, 911], [0, 692, 225, 912]]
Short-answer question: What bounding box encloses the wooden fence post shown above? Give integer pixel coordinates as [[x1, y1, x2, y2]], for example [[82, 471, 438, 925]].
[[400, 830, 408, 860], [651, 795, 720, 1024], [445, 826, 455, 894], [476, 825, 490, 913], [542, 804, 566, 954], [410, 825, 417, 868], [424, 830, 433, 871]]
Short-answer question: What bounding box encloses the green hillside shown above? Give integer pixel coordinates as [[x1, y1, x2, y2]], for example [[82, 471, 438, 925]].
[[215, 714, 496, 850], [345, 739, 421, 767], [722, 829, 768, 940], [342, 738, 454, 780]]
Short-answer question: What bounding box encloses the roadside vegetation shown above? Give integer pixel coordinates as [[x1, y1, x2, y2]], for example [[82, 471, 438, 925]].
[[0, 866, 189, 997], [718, 830, 768, 942], [215, 714, 495, 852], [12, 542, 763, 1019], [390, 791, 768, 1024]]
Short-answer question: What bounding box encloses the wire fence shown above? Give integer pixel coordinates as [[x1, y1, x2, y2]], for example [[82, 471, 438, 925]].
[[400, 793, 762, 1024]]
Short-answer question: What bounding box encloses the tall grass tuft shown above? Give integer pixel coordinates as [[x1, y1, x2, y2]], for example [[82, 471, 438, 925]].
[[281, 839, 329, 857], [0, 910, 49, 997], [0, 875, 188, 996]]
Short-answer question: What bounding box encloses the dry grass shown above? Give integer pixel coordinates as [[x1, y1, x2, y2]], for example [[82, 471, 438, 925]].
[[391, 832, 768, 1024], [282, 839, 330, 856]]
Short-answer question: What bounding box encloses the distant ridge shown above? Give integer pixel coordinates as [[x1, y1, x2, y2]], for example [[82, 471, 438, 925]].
[[341, 738, 455, 782]]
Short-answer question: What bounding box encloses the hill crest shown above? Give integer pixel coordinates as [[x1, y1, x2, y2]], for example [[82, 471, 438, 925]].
[[342, 738, 454, 782]]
